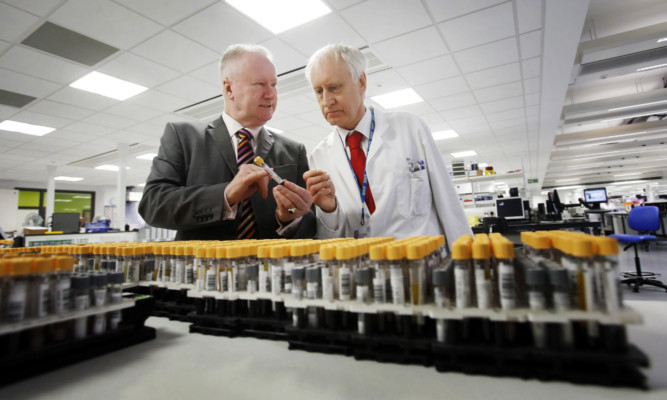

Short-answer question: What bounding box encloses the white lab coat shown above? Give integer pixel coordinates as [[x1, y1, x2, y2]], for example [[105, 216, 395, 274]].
[[309, 108, 472, 248]]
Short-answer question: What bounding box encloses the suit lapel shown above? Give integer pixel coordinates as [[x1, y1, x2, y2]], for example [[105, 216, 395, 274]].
[[207, 116, 238, 174], [255, 127, 274, 160]]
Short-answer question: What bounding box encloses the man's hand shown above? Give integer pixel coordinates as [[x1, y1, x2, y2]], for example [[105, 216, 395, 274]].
[[304, 169, 337, 213], [273, 180, 313, 223], [225, 164, 270, 205]]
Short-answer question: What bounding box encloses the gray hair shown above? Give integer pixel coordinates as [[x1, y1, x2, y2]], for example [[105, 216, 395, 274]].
[[305, 44, 367, 84], [219, 44, 274, 82]]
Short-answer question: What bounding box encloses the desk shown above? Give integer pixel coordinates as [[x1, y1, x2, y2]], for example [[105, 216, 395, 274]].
[[473, 220, 602, 235]]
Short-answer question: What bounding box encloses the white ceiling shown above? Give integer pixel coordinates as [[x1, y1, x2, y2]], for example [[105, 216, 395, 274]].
[[0, 0, 665, 196]]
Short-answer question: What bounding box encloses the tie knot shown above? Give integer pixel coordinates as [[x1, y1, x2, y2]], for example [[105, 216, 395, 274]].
[[237, 128, 252, 141], [346, 131, 363, 149]]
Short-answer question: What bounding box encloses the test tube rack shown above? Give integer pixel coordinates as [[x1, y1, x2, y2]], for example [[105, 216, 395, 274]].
[[0, 294, 156, 386]]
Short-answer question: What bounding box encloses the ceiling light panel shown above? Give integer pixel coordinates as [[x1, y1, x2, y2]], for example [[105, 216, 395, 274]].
[[70, 72, 148, 101], [0, 120, 55, 136], [371, 88, 424, 109], [225, 0, 331, 34]]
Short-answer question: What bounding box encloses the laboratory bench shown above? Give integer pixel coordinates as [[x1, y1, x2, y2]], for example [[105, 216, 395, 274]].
[[0, 296, 665, 400]]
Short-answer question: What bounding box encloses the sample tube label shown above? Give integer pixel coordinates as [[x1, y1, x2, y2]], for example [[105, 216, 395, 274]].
[[390, 266, 405, 305], [7, 281, 28, 322], [454, 266, 470, 309], [498, 261, 516, 310], [54, 278, 71, 313], [357, 286, 370, 303], [322, 275, 334, 302], [373, 277, 386, 304], [339, 267, 351, 301], [93, 288, 107, 307], [306, 282, 319, 300], [474, 268, 490, 309], [37, 280, 50, 318], [206, 268, 217, 292]]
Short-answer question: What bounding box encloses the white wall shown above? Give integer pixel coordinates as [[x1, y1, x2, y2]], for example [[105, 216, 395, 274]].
[[0, 188, 19, 233]]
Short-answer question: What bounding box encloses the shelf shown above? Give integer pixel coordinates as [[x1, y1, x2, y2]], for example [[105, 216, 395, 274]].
[[453, 172, 524, 183]]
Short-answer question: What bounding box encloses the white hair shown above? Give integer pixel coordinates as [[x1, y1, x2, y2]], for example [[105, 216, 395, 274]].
[[304, 44, 367, 84], [219, 44, 274, 82]]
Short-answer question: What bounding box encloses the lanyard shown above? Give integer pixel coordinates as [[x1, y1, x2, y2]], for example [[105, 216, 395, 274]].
[[338, 107, 375, 226]]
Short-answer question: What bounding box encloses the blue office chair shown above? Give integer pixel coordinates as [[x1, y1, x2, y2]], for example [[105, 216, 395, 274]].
[[609, 205, 667, 293]]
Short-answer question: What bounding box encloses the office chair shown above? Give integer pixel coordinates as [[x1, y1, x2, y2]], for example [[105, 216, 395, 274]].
[[609, 206, 667, 293], [482, 217, 507, 234]]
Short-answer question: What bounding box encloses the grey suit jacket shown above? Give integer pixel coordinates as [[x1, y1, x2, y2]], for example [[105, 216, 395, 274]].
[[138, 116, 316, 241]]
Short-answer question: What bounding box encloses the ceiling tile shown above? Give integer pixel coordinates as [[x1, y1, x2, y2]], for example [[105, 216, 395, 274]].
[[424, 0, 506, 22], [0, 2, 39, 42], [438, 2, 515, 52], [414, 76, 470, 100], [0, 46, 89, 84], [388, 101, 436, 117], [326, 0, 365, 10], [268, 116, 311, 132], [99, 53, 180, 88], [0, 104, 19, 119], [440, 105, 482, 120], [525, 92, 540, 106], [190, 61, 222, 87], [430, 92, 477, 112], [172, 2, 272, 52], [522, 57, 541, 79], [474, 81, 523, 103], [0, 68, 61, 98], [465, 63, 521, 90], [28, 99, 95, 120], [126, 90, 191, 113], [131, 30, 220, 73], [279, 14, 365, 56], [341, 0, 431, 43], [454, 37, 518, 73], [366, 69, 410, 97], [48, 87, 118, 111], [42, 129, 94, 143], [82, 112, 138, 129], [49, 0, 163, 49], [523, 77, 540, 94], [154, 75, 219, 102], [276, 95, 316, 116], [485, 108, 525, 122], [2, 0, 62, 16], [114, 0, 217, 26], [516, 0, 543, 34], [65, 121, 117, 136], [261, 38, 308, 75], [372, 27, 448, 68], [10, 110, 73, 128], [396, 55, 460, 86], [104, 102, 164, 122], [519, 30, 542, 59], [479, 96, 525, 114]]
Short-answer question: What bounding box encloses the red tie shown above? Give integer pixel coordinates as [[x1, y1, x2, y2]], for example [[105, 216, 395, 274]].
[[346, 131, 375, 214]]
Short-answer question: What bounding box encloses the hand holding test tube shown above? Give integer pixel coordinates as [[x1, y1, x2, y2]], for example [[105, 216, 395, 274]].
[[254, 156, 295, 214]]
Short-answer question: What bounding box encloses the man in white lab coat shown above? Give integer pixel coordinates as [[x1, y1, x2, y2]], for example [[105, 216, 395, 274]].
[[303, 44, 472, 247]]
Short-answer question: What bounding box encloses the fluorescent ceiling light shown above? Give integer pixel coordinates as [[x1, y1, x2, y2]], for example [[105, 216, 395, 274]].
[[600, 109, 667, 123], [73, 195, 91, 198], [608, 100, 667, 112], [478, 163, 489, 169], [636, 63, 667, 72], [95, 164, 130, 171], [555, 178, 580, 183], [0, 120, 55, 136], [136, 183, 146, 187], [451, 150, 477, 158], [657, 37, 667, 43], [614, 172, 641, 177], [136, 153, 157, 160], [555, 185, 585, 190], [70, 71, 147, 100], [432, 130, 459, 140], [371, 88, 424, 109], [55, 199, 72, 202], [54, 176, 83, 182], [584, 131, 646, 141], [225, 0, 331, 34]]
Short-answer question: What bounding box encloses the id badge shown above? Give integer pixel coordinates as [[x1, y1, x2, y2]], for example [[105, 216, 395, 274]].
[[352, 211, 372, 238]]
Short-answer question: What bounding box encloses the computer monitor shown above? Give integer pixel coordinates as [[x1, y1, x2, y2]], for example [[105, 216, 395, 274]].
[[583, 187, 607, 209], [51, 213, 80, 233], [495, 197, 525, 220]]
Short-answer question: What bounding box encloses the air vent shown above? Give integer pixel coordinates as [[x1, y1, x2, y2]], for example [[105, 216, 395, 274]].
[[67, 143, 154, 168], [175, 48, 389, 121]]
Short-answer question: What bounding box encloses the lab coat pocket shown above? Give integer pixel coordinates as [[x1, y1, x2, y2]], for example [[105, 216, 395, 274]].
[[396, 169, 430, 218]]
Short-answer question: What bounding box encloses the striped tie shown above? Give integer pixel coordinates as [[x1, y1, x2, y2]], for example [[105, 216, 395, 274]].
[[236, 128, 257, 239]]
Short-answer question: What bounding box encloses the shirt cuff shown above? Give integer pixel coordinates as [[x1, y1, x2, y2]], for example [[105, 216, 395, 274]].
[[222, 188, 237, 221], [276, 216, 302, 237], [317, 203, 341, 231]]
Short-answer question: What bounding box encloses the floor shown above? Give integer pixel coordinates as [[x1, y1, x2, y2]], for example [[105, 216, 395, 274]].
[[0, 241, 665, 399]]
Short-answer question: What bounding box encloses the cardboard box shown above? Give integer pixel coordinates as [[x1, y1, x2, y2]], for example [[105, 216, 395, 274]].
[[24, 227, 47, 235]]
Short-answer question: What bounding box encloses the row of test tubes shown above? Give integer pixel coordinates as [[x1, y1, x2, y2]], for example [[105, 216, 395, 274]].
[[0, 254, 125, 349]]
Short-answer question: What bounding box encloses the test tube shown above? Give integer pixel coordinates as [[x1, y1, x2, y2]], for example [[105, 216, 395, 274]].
[[545, 265, 574, 349], [387, 244, 408, 306], [369, 244, 389, 304], [246, 264, 259, 294], [407, 241, 427, 306], [305, 265, 322, 300], [5, 258, 31, 323], [452, 237, 472, 309], [174, 245, 185, 284], [184, 245, 195, 285], [292, 266, 305, 300], [257, 245, 271, 293], [71, 273, 91, 339], [30, 257, 53, 319], [472, 235, 492, 309], [593, 237, 622, 313], [319, 244, 336, 301], [525, 267, 548, 348], [142, 245, 155, 282], [108, 271, 124, 330], [91, 271, 108, 335], [253, 156, 284, 185]]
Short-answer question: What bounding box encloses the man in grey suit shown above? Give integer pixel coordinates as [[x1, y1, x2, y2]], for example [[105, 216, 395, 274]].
[[139, 44, 316, 241]]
